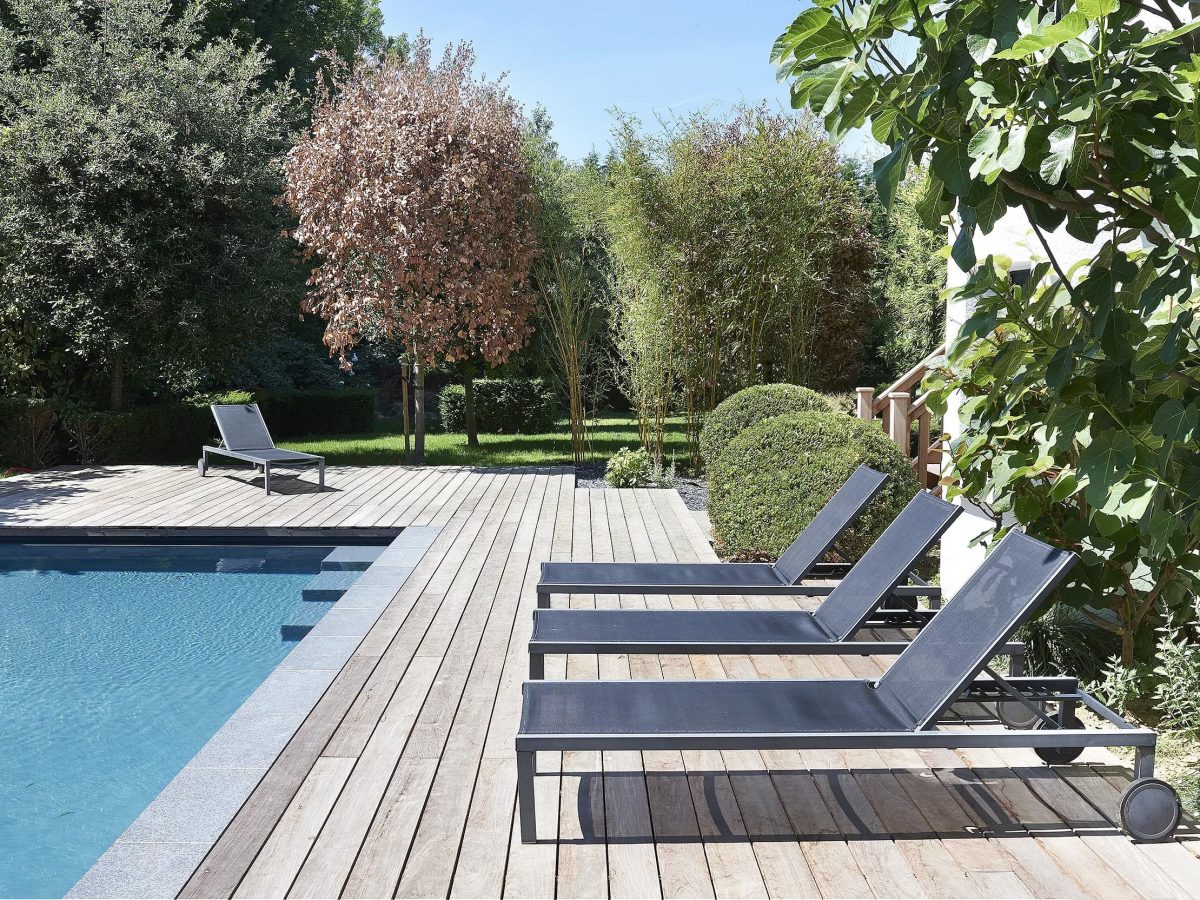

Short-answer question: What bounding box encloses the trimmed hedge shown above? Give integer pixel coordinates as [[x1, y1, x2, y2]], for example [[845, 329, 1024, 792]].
[[708, 411, 919, 561], [10, 388, 377, 467], [256, 388, 376, 438], [440, 378, 558, 434], [699, 384, 834, 468]]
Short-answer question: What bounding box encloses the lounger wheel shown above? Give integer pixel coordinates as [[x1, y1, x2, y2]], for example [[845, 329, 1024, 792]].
[[997, 698, 1045, 730], [1120, 778, 1181, 842], [197, 457, 206, 476], [1033, 711, 1084, 764]]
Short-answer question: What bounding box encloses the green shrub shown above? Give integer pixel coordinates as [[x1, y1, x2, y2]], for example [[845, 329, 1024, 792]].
[[1154, 629, 1200, 736], [699, 384, 834, 468], [439, 378, 558, 434], [55, 388, 376, 465], [708, 411, 918, 560], [0, 398, 60, 469], [604, 447, 676, 488], [256, 388, 375, 437], [1018, 603, 1120, 683]]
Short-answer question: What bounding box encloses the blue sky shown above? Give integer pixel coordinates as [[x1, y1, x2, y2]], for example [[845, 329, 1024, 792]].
[[378, 1, 807, 161]]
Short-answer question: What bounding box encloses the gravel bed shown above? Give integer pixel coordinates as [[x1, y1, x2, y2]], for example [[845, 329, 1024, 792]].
[[572, 461, 709, 511]]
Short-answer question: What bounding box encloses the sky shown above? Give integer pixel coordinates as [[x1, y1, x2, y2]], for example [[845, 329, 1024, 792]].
[[377, 0, 820, 162]]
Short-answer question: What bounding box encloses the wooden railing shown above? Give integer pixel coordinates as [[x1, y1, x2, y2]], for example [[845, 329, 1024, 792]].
[[857, 344, 945, 492]]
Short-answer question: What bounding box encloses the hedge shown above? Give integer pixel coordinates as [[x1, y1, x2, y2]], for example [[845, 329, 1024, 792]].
[[0, 398, 61, 469], [699, 384, 834, 468], [439, 378, 558, 434], [4, 388, 376, 467], [256, 388, 376, 438], [708, 411, 919, 561]]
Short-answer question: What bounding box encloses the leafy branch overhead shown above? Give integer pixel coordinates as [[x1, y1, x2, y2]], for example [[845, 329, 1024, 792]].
[[775, 0, 1199, 666]]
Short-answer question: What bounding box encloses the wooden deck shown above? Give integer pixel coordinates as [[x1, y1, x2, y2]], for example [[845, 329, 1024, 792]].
[[5, 465, 1200, 898]]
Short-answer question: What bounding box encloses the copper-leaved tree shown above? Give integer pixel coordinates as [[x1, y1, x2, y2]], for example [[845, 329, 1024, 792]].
[[284, 38, 538, 463]]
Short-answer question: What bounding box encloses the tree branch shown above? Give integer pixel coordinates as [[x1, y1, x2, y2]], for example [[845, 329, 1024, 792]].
[[999, 173, 1102, 213], [1026, 206, 1081, 303]]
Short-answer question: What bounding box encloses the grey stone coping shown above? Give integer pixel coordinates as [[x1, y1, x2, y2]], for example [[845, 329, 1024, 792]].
[[68, 526, 439, 900]]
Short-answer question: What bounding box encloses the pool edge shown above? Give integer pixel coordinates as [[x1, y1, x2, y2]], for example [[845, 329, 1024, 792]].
[[65, 526, 441, 900]]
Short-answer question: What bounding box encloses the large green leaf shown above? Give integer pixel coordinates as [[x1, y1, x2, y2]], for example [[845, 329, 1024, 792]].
[[1078, 431, 1136, 507], [1133, 18, 1200, 49], [996, 11, 1088, 58], [872, 140, 909, 208], [1152, 399, 1199, 446], [1076, 0, 1118, 19], [1039, 125, 1077, 185], [932, 142, 972, 196]]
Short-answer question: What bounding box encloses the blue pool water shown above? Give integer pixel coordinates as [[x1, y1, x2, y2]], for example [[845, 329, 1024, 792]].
[[0, 544, 333, 899]]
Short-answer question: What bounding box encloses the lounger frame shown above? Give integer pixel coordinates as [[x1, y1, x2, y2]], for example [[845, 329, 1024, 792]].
[[200, 403, 325, 495], [199, 445, 325, 495], [515, 674, 1157, 842]]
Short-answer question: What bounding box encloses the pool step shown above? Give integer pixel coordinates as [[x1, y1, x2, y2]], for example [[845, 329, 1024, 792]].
[[281, 624, 314, 642], [320, 546, 386, 572], [302, 569, 360, 602]]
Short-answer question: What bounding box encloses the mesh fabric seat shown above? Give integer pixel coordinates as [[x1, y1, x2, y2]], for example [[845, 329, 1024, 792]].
[[529, 491, 961, 674], [536, 465, 889, 606], [200, 404, 324, 495], [516, 532, 1081, 842], [521, 679, 910, 736]]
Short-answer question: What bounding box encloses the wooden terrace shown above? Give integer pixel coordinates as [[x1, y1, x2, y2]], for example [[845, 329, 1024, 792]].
[[3, 464, 1199, 898]]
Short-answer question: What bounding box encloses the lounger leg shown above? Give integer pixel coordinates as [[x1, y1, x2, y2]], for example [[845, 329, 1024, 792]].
[[529, 653, 545, 680], [319, 461, 325, 492], [537, 591, 549, 609], [264, 462, 271, 495], [517, 750, 537, 843], [1057, 696, 1077, 726], [1135, 746, 1156, 779], [1010, 645, 1026, 677]]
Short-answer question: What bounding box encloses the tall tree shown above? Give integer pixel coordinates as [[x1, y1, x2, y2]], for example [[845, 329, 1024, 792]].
[[605, 106, 876, 465], [0, 0, 301, 408], [196, 0, 385, 90], [0, 0, 387, 92], [773, 1, 1200, 668], [525, 108, 612, 464], [284, 37, 539, 464]]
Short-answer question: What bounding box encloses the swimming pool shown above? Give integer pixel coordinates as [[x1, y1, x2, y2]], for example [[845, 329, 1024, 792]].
[[0, 544, 335, 899]]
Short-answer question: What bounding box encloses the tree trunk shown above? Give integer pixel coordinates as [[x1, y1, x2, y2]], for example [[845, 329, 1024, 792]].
[[401, 361, 411, 462], [463, 371, 479, 447], [413, 362, 426, 465], [109, 356, 125, 412]]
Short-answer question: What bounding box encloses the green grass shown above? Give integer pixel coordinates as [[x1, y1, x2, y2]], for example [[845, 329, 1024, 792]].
[[280, 414, 690, 467]]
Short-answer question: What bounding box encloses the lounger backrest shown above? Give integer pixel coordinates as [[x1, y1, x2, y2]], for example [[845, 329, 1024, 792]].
[[211, 403, 275, 451], [873, 531, 1077, 730], [772, 465, 889, 584], [811, 491, 961, 640]]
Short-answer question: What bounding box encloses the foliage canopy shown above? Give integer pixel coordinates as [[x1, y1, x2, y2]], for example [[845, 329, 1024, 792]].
[[774, 0, 1200, 665], [0, 0, 301, 407], [285, 37, 538, 372]]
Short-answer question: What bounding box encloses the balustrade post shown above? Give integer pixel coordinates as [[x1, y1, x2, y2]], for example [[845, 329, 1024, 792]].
[[887, 392, 910, 452], [855, 387, 875, 421]]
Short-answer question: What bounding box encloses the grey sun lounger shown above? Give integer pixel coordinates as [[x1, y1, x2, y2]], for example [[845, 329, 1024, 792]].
[[527, 490, 1020, 678], [537, 465, 937, 608], [199, 403, 325, 495], [518, 531, 1183, 843]]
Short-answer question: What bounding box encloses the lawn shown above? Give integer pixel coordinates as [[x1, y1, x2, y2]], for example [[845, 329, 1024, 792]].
[[281, 414, 689, 467]]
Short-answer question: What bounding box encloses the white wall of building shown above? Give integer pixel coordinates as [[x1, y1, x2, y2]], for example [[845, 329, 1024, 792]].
[[939, 211, 1106, 595]]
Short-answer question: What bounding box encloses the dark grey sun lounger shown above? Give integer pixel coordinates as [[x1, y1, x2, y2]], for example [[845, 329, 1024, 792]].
[[518, 531, 1183, 843], [537, 465, 927, 608], [199, 403, 325, 495], [528, 490, 1001, 678]]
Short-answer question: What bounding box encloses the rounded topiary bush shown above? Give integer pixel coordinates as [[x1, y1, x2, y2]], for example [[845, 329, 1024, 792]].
[[708, 411, 919, 561], [699, 383, 834, 468]]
